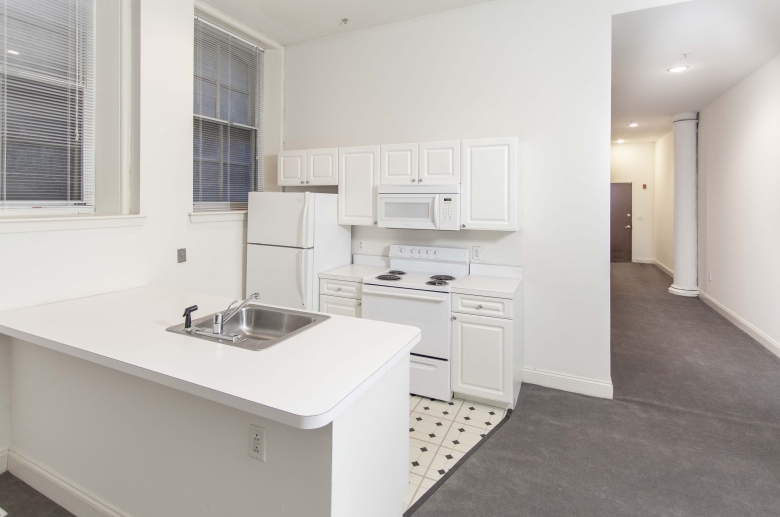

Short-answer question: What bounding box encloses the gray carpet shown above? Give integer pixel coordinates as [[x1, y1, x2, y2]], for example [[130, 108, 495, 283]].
[[0, 472, 74, 517], [413, 263, 780, 517]]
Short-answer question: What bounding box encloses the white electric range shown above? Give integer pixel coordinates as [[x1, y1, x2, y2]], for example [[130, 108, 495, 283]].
[[361, 245, 469, 401]]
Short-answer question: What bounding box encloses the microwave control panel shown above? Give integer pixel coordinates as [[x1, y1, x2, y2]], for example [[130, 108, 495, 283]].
[[438, 194, 460, 231]]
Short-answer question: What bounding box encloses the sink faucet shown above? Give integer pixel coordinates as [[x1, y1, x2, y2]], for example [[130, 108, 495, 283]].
[[213, 293, 259, 335]]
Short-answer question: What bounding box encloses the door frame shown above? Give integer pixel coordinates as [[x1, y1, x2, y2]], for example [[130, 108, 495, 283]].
[[610, 181, 634, 262]]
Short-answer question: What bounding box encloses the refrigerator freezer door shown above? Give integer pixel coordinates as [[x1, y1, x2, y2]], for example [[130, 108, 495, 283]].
[[246, 245, 314, 310], [248, 192, 315, 248]]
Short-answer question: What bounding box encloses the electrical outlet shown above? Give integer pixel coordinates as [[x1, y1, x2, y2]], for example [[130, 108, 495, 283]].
[[358, 240, 364, 251], [249, 425, 266, 461], [472, 246, 481, 262], [177, 249, 186, 263]]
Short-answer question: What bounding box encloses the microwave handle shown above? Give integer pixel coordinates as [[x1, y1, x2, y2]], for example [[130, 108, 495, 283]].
[[432, 195, 439, 228]]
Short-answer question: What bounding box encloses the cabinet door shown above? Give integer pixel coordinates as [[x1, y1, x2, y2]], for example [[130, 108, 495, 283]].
[[461, 137, 518, 231], [320, 295, 362, 318], [380, 143, 418, 185], [451, 313, 513, 404], [419, 141, 460, 185], [338, 146, 380, 226], [278, 150, 306, 186], [307, 148, 339, 186]]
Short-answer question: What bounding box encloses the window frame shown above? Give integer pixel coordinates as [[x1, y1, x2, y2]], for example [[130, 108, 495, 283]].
[[192, 16, 264, 213], [0, 0, 97, 216]]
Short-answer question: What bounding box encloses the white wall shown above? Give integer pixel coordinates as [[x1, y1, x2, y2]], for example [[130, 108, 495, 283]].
[[284, 0, 614, 394], [654, 130, 674, 274], [610, 143, 655, 262], [0, 335, 9, 470], [698, 52, 780, 354]]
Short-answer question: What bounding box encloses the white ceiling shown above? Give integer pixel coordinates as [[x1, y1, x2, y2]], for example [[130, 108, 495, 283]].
[[612, 0, 780, 143], [200, 0, 496, 46]]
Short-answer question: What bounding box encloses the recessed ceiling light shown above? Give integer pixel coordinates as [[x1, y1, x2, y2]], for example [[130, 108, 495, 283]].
[[617, 139, 625, 144], [628, 122, 639, 127], [668, 66, 688, 73], [7, 50, 19, 55]]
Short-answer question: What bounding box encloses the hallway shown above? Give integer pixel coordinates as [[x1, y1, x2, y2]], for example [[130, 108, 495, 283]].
[[413, 263, 780, 516]]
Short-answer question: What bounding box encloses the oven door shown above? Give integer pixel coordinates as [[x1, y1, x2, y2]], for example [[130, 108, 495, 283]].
[[377, 194, 439, 230], [361, 284, 451, 359]]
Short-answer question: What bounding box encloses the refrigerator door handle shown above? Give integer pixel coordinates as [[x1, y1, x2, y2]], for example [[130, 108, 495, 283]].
[[299, 250, 307, 308], [300, 192, 310, 248]]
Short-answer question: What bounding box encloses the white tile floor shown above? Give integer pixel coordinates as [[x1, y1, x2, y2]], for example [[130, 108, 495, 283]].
[[403, 395, 508, 513]]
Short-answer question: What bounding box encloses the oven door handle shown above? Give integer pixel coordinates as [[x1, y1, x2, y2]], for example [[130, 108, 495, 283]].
[[432, 195, 439, 228], [362, 289, 445, 303]]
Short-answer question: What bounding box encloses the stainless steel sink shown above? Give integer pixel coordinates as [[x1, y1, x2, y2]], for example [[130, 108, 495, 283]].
[[166, 305, 329, 351]]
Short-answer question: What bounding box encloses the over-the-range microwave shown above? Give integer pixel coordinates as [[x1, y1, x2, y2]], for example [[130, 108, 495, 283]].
[[377, 185, 460, 231]]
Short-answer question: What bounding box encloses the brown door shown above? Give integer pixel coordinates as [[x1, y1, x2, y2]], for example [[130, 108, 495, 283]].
[[611, 183, 632, 262]]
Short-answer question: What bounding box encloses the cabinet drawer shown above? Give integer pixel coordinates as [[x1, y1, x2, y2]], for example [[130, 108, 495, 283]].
[[320, 295, 362, 318], [319, 279, 361, 299], [452, 293, 512, 319]]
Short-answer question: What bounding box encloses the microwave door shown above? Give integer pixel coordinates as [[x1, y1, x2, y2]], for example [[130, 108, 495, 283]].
[[378, 194, 438, 230]]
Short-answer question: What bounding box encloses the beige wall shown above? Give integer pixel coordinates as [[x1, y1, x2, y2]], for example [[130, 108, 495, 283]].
[[654, 130, 674, 274], [610, 143, 656, 262], [698, 52, 780, 353], [284, 0, 614, 392]]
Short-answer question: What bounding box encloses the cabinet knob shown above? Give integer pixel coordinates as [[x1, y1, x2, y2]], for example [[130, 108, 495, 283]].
[[462, 224, 466, 228], [476, 304, 483, 310], [336, 287, 342, 291], [306, 181, 310, 184], [300, 181, 304, 184], [418, 179, 423, 183], [452, 315, 457, 320], [357, 302, 362, 306], [411, 179, 416, 183]]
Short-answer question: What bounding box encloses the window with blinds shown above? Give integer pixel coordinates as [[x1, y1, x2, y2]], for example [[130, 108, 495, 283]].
[[0, 0, 95, 211], [193, 18, 263, 212]]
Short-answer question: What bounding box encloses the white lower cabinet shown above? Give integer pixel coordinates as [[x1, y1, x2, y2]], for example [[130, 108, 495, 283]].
[[451, 312, 513, 404], [320, 295, 362, 318]]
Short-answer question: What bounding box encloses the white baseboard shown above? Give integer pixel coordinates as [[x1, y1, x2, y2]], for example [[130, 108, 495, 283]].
[[632, 258, 655, 264], [8, 449, 132, 517], [699, 291, 780, 360], [0, 448, 7, 473], [523, 368, 613, 399], [653, 259, 673, 277]]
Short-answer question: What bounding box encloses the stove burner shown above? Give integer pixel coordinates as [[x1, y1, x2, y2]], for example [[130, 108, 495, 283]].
[[426, 279, 449, 286], [388, 270, 407, 275], [430, 275, 456, 281], [377, 274, 402, 281]]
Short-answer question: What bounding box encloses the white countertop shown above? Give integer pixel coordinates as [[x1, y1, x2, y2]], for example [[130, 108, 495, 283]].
[[0, 287, 420, 430], [319, 264, 388, 282], [452, 274, 523, 299]]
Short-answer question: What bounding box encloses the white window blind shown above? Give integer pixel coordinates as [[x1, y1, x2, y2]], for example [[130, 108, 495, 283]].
[[0, 0, 95, 211], [194, 18, 263, 212]]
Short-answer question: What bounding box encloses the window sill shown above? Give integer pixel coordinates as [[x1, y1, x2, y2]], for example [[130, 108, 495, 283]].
[[0, 214, 146, 234], [189, 211, 247, 223]]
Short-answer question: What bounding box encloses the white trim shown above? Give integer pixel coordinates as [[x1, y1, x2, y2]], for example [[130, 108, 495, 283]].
[[0, 448, 7, 473], [194, 2, 284, 51], [189, 211, 247, 223], [654, 259, 673, 277], [8, 449, 133, 517], [0, 214, 146, 234], [699, 291, 780, 360], [632, 258, 655, 264], [523, 368, 613, 399]]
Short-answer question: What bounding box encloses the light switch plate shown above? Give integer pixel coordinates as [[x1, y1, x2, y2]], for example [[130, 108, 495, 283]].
[[177, 249, 186, 263], [249, 425, 266, 461]]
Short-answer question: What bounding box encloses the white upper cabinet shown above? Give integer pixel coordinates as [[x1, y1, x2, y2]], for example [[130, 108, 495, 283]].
[[278, 150, 306, 186], [338, 146, 380, 226], [307, 148, 339, 186], [380, 143, 418, 185], [461, 137, 519, 231], [419, 141, 461, 185]]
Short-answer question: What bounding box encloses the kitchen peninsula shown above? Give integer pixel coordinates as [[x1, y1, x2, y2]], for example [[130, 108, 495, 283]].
[[0, 287, 420, 517]]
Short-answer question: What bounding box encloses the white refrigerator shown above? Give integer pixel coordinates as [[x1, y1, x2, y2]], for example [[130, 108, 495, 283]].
[[246, 192, 351, 312]]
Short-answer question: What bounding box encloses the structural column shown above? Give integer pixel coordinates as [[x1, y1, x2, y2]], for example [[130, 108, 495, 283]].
[[669, 112, 699, 297]]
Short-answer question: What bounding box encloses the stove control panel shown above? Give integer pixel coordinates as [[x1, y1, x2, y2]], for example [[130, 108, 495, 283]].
[[389, 245, 469, 263]]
